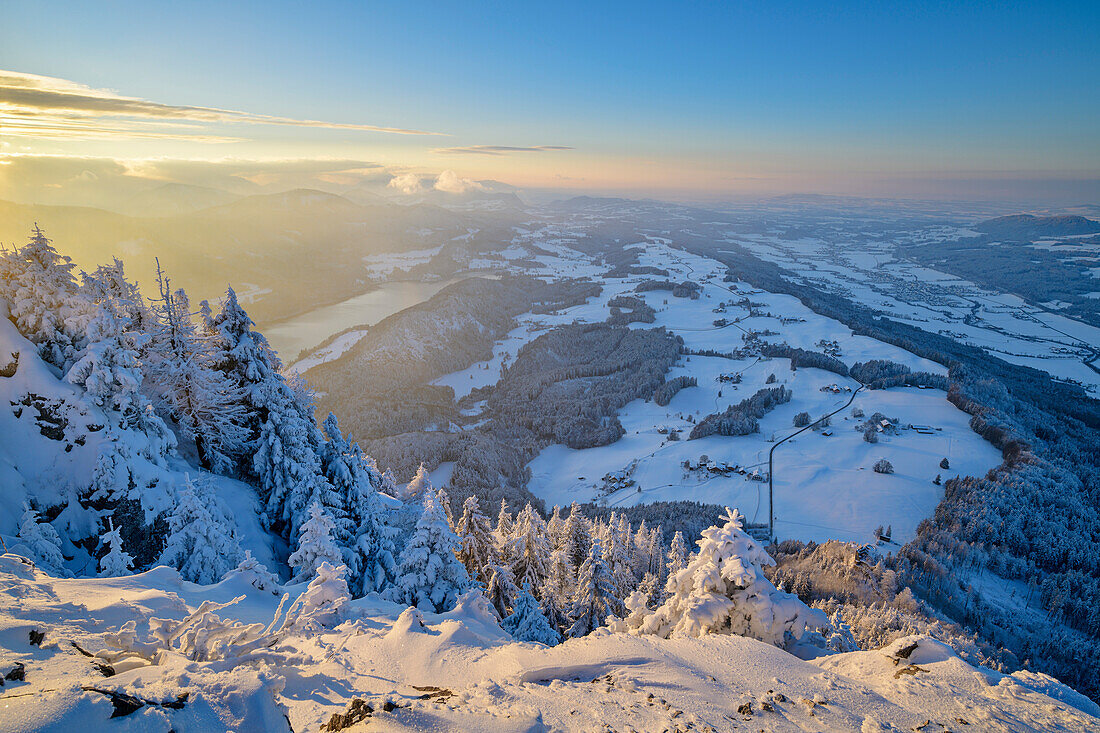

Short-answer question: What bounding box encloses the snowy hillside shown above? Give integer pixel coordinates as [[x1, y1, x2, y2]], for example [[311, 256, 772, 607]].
[[0, 552, 1096, 732], [3, 221, 1100, 728]]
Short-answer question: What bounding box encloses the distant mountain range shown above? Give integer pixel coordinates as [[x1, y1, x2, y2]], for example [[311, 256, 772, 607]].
[[0, 188, 522, 324], [975, 214, 1100, 240]]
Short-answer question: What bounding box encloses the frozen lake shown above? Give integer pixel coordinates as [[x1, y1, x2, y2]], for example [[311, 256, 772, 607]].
[[263, 274, 490, 363]]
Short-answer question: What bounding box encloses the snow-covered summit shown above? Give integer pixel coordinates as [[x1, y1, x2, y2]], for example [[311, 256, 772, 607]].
[[0, 554, 1095, 732]]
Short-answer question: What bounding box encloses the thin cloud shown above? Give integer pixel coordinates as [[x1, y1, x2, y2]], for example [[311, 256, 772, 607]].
[[0, 70, 445, 141], [433, 144, 573, 156]]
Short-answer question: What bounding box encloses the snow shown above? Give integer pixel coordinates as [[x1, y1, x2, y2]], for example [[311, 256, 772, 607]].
[[1, 555, 1095, 732], [462, 239, 1004, 545]]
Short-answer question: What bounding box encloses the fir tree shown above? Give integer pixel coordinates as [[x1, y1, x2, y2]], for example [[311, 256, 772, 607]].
[[320, 413, 396, 595], [0, 225, 86, 368], [14, 505, 67, 575], [391, 488, 470, 613], [145, 265, 248, 474], [484, 562, 519, 619], [255, 390, 330, 539], [455, 496, 499, 584], [568, 537, 622, 637], [502, 583, 561, 646], [623, 508, 828, 646], [666, 531, 689, 579], [288, 501, 344, 583], [159, 476, 242, 584], [512, 503, 550, 594], [561, 502, 592, 570], [66, 297, 143, 417], [98, 518, 134, 577], [540, 588, 573, 636], [546, 505, 565, 550], [403, 463, 432, 502]]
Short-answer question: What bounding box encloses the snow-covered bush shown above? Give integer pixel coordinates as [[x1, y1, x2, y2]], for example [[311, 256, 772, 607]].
[[873, 458, 894, 474], [229, 550, 282, 594], [618, 508, 827, 647]]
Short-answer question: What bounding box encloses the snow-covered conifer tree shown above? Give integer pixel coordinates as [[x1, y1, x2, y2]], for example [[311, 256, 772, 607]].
[[545, 547, 574, 607], [568, 537, 622, 638], [456, 496, 498, 584], [319, 413, 396, 595], [0, 225, 86, 368], [502, 583, 561, 646], [98, 518, 134, 577], [255, 392, 330, 539], [144, 266, 248, 474], [159, 476, 242, 584], [541, 589, 572, 636], [666, 531, 688, 579], [603, 514, 636, 595], [288, 501, 344, 583], [14, 505, 68, 575], [561, 502, 591, 571], [402, 463, 432, 502], [546, 505, 565, 549], [390, 488, 470, 613], [511, 503, 550, 594], [66, 298, 143, 417], [484, 562, 519, 619], [624, 508, 828, 646]]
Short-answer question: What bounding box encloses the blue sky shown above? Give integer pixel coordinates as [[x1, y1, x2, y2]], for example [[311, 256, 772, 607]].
[[2, 0, 1098, 199]]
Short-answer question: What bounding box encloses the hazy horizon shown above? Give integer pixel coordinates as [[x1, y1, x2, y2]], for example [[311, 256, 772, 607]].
[[3, 1, 1098, 206]]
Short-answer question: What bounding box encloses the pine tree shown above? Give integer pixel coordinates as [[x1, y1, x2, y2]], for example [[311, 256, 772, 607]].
[[255, 390, 330, 539], [484, 562, 519, 619], [403, 463, 432, 502], [159, 476, 242, 584], [14, 505, 67, 575], [568, 537, 622, 637], [205, 286, 310, 477], [98, 518, 134, 576], [320, 413, 396, 595], [624, 508, 828, 645], [666, 531, 688, 579], [512, 503, 550, 594], [144, 265, 248, 474], [502, 583, 561, 646], [496, 499, 516, 565], [391, 488, 470, 613], [455, 496, 498, 584], [66, 297, 143, 417], [288, 502, 344, 583], [546, 505, 565, 550], [561, 502, 591, 571], [0, 225, 86, 368]]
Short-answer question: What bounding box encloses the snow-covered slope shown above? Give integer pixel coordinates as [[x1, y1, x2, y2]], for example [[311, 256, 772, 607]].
[[0, 554, 1095, 732], [0, 302, 278, 575]]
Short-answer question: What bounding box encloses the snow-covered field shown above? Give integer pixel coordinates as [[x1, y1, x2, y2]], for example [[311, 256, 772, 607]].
[[2, 555, 1096, 732], [729, 233, 1100, 392], [427, 238, 1001, 545]]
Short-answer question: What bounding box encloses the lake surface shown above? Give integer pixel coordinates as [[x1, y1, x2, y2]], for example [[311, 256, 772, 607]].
[[263, 275, 489, 363]]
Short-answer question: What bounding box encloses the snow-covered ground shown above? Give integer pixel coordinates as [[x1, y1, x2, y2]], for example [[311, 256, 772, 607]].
[[425, 237, 1001, 545], [729, 233, 1100, 392], [2, 555, 1096, 732]]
